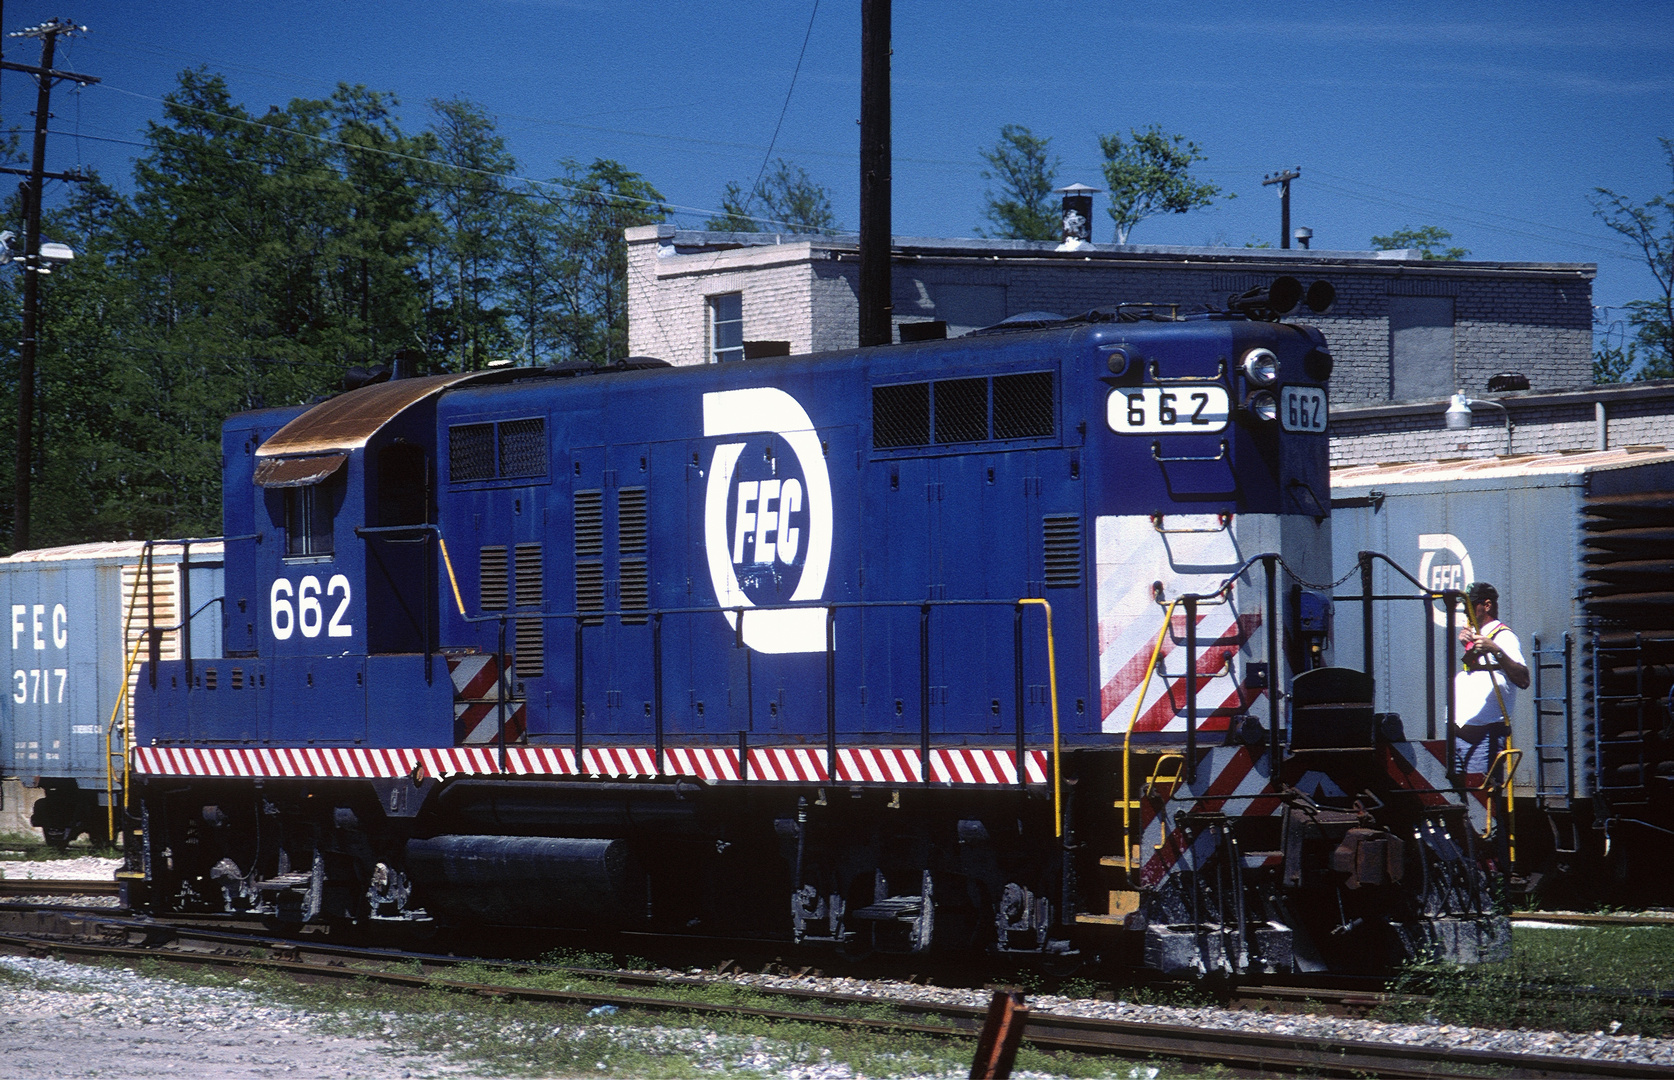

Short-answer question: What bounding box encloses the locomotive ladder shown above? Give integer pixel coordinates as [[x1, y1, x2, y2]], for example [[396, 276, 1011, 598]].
[[1530, 633, 1579, 855]]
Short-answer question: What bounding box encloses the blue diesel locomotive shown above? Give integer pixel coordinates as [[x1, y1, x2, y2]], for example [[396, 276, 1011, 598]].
[[123, 281, 1508, 974]]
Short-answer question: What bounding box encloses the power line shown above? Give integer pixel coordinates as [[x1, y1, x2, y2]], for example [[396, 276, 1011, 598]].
[[748, 0, 822, 203]]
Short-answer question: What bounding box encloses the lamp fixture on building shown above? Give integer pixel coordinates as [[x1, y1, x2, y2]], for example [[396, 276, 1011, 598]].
[[1293, 226, 1313, 250], [1445, 391, 1514, 454]]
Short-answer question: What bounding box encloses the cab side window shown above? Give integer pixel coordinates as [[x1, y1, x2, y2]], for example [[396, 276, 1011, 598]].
[[285, 484, 335, 557]]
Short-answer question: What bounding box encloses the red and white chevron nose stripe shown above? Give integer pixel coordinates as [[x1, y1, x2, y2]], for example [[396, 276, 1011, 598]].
[[131, 744, 1051, 785]]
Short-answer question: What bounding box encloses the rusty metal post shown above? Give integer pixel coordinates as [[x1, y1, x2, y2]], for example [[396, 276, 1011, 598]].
[[969, 989, 1028, 1079]]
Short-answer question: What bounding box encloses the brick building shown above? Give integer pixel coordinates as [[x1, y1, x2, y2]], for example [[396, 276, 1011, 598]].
[[625, 226, 1673, 461]]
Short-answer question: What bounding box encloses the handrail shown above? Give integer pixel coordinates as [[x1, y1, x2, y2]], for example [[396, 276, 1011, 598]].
[[437, 535, 467, 617], [1017, 598, 1062, 836], [1122, 599, 1179, 884], [1464, 595, 1519, 865], [1150, 439, 1228, 464], [104, 544, 156, 843]]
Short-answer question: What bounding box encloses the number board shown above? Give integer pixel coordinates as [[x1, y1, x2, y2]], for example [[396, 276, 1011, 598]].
[[1280, 385, 1328, 433], [1106, 385, 1231, 435]]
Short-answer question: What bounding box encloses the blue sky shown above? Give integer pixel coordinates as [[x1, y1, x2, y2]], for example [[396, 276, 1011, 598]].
[[5, 0, 1671, 348]]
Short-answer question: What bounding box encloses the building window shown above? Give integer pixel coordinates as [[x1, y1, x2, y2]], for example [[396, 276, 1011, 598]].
[[1388, 296, 1455, 402], [285, 485, 334, 557], [709, 292, 743, 363]]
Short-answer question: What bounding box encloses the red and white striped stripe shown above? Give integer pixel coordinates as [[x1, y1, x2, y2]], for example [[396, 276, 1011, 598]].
[[132, 744, 1051, 785]]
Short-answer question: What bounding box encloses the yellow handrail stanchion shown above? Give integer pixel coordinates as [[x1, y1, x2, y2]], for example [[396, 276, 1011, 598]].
[[437, 535, 467, 617], [1121, 600, 1179, 882], [1017, 599, 1062, 837], [1480, 748, 1524, 840], [104, 555, 153, 844], [1462, 599, 1519, 862]]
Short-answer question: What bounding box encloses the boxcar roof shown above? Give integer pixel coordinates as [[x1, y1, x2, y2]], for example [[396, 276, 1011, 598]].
[[1332, 446, 1674, 489], [0, 540, 225, 564]]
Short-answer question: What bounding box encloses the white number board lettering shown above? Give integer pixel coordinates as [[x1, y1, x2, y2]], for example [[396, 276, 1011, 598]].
[[1107, 385, 1230, 435], [1281, 386, 1329, 433], [270, 573, 353, 641]]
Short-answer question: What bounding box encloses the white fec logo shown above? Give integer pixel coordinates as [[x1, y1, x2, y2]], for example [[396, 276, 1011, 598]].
[[702, 387, 833, 653], [1418, 533, 1474, 628]]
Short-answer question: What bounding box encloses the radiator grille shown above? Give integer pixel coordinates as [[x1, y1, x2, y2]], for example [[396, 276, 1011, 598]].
[[873, 382, 930, 448], [498, 418, 547, 479], [478, 546, 508, 610], [1043, 515, 1082, 589], [449, 423, 495, 482], [993, 371, 1054, 439], [933, 377, 988, 443]]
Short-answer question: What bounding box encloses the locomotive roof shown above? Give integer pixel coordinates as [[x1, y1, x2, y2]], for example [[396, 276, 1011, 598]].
[[257, 370, 507, 458]]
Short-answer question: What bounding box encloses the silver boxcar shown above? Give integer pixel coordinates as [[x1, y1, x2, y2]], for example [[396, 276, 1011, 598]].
[[1331, 448, 1674, 899], [0, 541, 222, 845]]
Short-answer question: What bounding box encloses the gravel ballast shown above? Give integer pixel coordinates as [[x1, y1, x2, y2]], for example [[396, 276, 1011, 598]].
[[0, 854, 122, 880], [690, 967, 1674, 1069], [0, 955, 485, 1079]]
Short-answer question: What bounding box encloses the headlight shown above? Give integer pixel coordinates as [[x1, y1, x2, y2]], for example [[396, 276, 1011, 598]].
[[1247, 390, 1278, 423], [1241, 348, 1278, 385]]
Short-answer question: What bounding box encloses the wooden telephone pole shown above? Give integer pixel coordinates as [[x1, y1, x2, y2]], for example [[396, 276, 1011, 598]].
[[2, 18, 97, 551], [857, 0, 891, 347]]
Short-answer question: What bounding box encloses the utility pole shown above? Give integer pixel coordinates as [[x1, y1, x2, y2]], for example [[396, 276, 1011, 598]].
[[2, 18, 96, 551], [1262, 167, 1300, 250], [857, 0, 891, 347]]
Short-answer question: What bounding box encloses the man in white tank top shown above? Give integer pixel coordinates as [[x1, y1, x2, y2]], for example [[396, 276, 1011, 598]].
[[1454, 581, 1530, 774]]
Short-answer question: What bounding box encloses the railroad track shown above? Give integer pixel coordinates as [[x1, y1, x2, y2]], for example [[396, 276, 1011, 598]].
[[1512, 910, 1674, 929], [0, 909, 1665, 1079], [0, 878, 120, 899]]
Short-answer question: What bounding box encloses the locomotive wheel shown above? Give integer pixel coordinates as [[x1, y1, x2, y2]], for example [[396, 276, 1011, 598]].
[[41, 826, 73, 851]]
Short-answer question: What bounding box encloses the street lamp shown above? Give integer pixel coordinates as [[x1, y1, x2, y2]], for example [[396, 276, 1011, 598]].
[[1445, 391, 1513, 454]]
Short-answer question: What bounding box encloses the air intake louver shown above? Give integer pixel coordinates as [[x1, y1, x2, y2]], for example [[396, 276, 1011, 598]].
[[514, 543, 543, 677], [1043, 515, 1082, 589], [478, 546, 508, 610], [619, 487, 649, 624], [575, 490, 604, 625]]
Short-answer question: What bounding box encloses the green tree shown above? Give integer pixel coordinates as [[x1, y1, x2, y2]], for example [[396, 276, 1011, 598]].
[[1591, 137, 1674, 380], [499, 190, 567, 365], [554, 159, 667, 362], [1097, 125, 1221, 243], [1593, 341, 1638, 384], [325, 85, 439, 371], [428, 97, 516, 370], [1370, 225, 1470, 260], [707, 159, 839, 234], [976, 124, 1060, 241]]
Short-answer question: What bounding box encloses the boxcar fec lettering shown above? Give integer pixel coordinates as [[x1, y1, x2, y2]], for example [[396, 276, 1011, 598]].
[[54, 284, 1533, 974]]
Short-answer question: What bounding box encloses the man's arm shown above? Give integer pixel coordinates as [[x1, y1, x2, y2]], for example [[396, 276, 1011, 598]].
[[1461, 627, 1531, 689]]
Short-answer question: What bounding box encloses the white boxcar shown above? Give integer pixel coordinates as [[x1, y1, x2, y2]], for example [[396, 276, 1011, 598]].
[[0, 541, 222, 845], [1331, 448, 1674, 895]]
